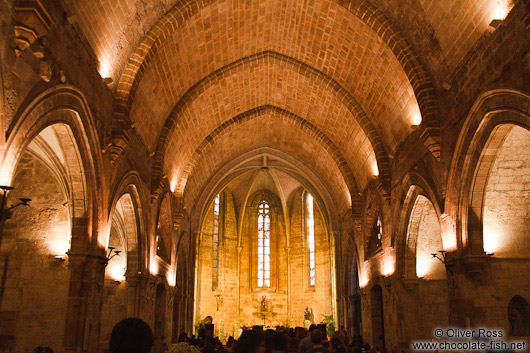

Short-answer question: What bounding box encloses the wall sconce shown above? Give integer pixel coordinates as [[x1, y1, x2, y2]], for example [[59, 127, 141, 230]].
[[0, 185, 31, 242], [100, 246, 121, 272], [489, 19, 502, 29], [431, 250, 447, 264]]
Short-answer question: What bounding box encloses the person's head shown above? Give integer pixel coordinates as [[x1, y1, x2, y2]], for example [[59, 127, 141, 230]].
[[309, 324, 318, 332], [34, 347, 53, 353], [331, 330, 345, 342], [310, 329, 323, 346], [270, 332, 289, 352], [178, 332, 188, 343], [109, 318, 153, 353], [235, 329, 265, 353], [353, 348, 362, 353], [329, 338, 346, 353]]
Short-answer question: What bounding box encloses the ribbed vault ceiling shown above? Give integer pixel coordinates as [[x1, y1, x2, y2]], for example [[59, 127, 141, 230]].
[[59, 0, 515, 208]]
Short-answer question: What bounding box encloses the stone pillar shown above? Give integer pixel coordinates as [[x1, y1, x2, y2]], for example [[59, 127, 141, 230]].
[[125, 274, 148, 318], [64, 251, 104, 353]]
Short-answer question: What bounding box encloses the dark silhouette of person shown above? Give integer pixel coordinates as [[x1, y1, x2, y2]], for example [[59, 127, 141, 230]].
[[109, 318, 154, 353], [235, 329, 266, 353]]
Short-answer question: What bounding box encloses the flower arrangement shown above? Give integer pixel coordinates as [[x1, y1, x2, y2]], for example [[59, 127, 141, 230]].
[[166, 343, 202, 353]]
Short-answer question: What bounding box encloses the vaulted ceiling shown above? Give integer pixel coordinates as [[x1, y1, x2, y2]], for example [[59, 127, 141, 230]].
[[58, 0, 514, 214]]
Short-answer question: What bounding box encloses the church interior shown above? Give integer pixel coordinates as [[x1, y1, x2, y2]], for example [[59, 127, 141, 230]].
[[0, 0, 529, 352]]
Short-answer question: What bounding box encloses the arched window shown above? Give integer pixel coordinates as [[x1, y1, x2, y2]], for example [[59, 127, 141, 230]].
[[257, 200, 271, 287], [306, 193, 316, 287], [212, 194, 221, 290]]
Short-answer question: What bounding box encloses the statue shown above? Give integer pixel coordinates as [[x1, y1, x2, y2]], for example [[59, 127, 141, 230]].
[[260, 296, 268, 313], [303, 307, 312, 329], [304, 307, 311, 321]]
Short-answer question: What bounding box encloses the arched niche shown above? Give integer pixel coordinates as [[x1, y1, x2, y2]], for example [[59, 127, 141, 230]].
[[405, 195, 445, 280], [476, 125, 530, 257], [154, 192, 173, 267], [446, 89, 530, 254], [100, 191, 142, 349], [0, 122, 88, 352]]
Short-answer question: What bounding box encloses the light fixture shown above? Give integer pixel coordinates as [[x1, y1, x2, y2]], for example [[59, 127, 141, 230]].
[[487, 252, 495, 256], [489, 19, 502, 29], [54, 255, 66, 260], [431, 250, 446, 262], [0, 186, 31, 306], [0, 185, 31, 236], [102, 77, 113, 85], [100, 246, 121, 272], [410, 124, 419, 131]]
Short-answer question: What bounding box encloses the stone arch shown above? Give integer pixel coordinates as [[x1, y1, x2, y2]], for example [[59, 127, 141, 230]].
[[154, 191, 174, 268], [393, 174, 443, 278], [175, 105, 359, 199], [108, 172, 147, 276], [446, 89, 530, 254], [151, 52, 390, 194], [0, 85, 103, 352], [508, 295, 530, 336], [472, 125, 530, 257], [1, 85, 104, 248], [404, 195, 445, 280], [362, 184, 384, 259], [115, 0, 439, 158], [190, 148, 342, 242]]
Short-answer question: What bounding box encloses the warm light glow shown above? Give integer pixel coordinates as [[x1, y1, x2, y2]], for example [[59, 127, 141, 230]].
[[50, 241, 70, 257], [440, 213, 458, 252], [359, 271, 369, 288], [108, 264, 126, 281], [492, 0, 512, 21], [167, 275, 176, 287], [483, 228, 499, 255], [150, 260, 159, 276], [170, 173, 178, 193], [411, 111, 422, 126], [381, 256, 395, 277], [416, 257, 431, 278], [98, 52, 113, 79], [372, 162, 379, 177]]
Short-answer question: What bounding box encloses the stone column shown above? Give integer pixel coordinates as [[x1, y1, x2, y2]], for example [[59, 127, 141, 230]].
[[64, 251, 105, 353]]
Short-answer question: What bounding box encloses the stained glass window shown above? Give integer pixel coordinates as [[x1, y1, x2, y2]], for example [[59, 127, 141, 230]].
[[257, 200, 270, 288], [307, 194, 316, 286], [212, 194, 220, 290]]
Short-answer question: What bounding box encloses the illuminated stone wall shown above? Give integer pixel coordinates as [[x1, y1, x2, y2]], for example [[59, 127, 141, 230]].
[[196, 188, 334, 337]]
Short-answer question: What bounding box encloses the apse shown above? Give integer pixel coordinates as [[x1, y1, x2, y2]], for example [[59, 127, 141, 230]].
[[194, 155, 336, 338]]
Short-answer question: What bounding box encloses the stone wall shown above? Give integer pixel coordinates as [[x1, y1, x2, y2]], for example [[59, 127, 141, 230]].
[[196, 187, 334, 337], [1, 152, 70, 352]]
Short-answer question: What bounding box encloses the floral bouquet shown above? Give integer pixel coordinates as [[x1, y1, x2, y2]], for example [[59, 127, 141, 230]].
[[166, 343, 202, 353]]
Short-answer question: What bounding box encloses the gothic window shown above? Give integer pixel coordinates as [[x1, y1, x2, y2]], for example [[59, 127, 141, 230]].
[[306, 193, 316, 287], [367, 216, 383, 255], [212, 193, 221, 290], [257, 200, 271, 288]]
